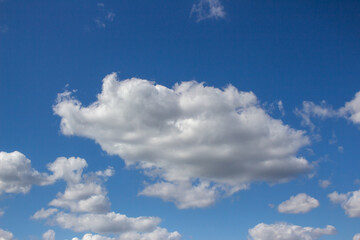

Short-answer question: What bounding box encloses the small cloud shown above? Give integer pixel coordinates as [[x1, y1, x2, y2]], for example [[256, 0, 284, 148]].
[[0, 209, 3, 217], [319, 179, 331, 189], [277, 100, 285, 116], [93, 3, 116, 29], [278, 193, 319, 214], [329, 132, 337, 145], [42, 230, 55, 240], [191, 0, 226, 22], [268, 203, 275, 208], [338, 146, 344, 153]]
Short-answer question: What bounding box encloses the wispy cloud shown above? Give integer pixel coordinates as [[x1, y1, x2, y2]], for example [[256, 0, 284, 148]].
[[94, 3, 116, 29], [191, 0, 226, 22]]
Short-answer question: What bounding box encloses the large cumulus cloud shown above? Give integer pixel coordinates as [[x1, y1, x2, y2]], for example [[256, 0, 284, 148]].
[[54, 73, 311, 208]]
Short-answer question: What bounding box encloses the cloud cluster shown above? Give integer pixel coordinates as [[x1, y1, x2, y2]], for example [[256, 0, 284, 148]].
[[31, 156, 180, 238], [328, 190, 360, 217], [277, 193, 319, 214], [94, 3, 115, 29], [248, 223, 336, 240], [191, 0, 226, 22], [54, 73, 310, 208], [47, 157, 113, 213], [0, 151, 54, 195]]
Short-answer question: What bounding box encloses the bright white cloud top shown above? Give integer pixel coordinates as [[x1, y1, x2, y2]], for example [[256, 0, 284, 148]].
[[248, 222, 336, 240], [328, 190, 360, 217], [54, 73, 311, 208], [277, 193, 319, 214]]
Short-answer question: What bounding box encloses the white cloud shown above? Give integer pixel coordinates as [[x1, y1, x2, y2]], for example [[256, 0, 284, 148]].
[[42, 157, 111, 213], [32, 208, 58, 220], [94, 3, 115, 28], [340, 91, 360, 124], [32, 156, 179, 237], [72, 227, 181, 240], [277, 193, 319, 214], [318, 179, 331, 189], [296, 91, 360, 130], [43, 229, 55, 240], [277, 100, 285, 116], [0, 151, 54, 195], [51, 211, 160, 234], [295, 101, 338, 131], [248, 223, 336, 240], [191, 0, 225, 22], [49, 181, 110, 213], [0, 228, 14, 240], [328, 190, 360, 217], [139, 180, 241, 209], [54, 73, 311, 208], [354, 233, 360, 240]]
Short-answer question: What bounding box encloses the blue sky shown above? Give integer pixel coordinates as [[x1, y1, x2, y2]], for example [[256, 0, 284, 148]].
[[1, 0, 360, 239]]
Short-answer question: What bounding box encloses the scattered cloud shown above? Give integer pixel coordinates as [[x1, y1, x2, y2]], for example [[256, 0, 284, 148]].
[[0, 228, 14, 240], [32, 156, 180, 238], [54, 73, 311, 208], [328, 190, 360, 217], [277, 193, 319, 214], [0, 151, 54, 195], [31, 208, 58, 220], [49, 211, 161, 234], [42, 229, 55, 240], [277, 100, 285, 116], [248, 222, 336, 240], [94, 3, 115, 29], [339, 91, 360, 125], [294, 101, 338, 131], [338, 146, 344, 152], [139, 180, 241, 209], [295, 91, 360, 130], [47, 157, 113, 214], [319, 179, 331, 189], [191, 0, 225, 22]]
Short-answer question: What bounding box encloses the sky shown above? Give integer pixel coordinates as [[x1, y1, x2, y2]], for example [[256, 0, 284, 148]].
[[0, 0, 360, 239]]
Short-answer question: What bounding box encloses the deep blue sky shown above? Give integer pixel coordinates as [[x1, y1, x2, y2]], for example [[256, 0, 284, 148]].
[[1, 0, 360, 239]]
